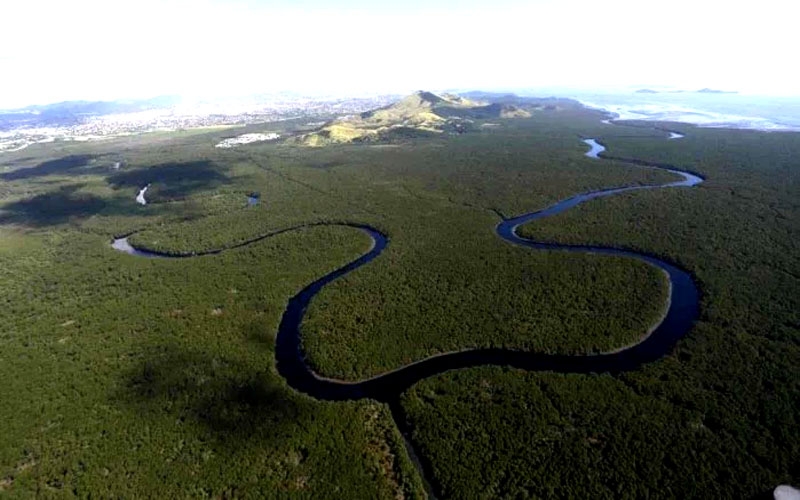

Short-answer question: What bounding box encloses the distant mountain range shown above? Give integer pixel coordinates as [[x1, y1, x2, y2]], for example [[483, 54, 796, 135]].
[[0, 96, 182, 131], [635, 88, 738, 94]]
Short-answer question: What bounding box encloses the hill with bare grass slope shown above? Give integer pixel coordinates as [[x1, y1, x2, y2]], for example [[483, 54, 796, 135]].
[[294, 90, 535, 146]]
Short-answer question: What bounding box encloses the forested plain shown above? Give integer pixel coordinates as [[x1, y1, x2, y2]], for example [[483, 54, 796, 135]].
[[401, 123, 799, 498], [0, 102, 797, 498]]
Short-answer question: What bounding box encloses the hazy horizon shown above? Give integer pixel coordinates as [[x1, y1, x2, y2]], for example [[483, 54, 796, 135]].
[[2, 0, 798, 109], [6, 85, 788, 111]]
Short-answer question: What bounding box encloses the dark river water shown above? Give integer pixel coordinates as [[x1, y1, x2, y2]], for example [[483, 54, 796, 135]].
[[113, 135, 702, 399], [272, 141, 702, 400], [111, 128, 704, 495]]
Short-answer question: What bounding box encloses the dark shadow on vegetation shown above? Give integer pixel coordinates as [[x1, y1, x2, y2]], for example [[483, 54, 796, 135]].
[[107, 161, 229, 201], [1, 154, 100, 180], [306, 160, 345, 170], [117, 345, 310, 448], [378, 127, 441, 141], [244, 319, 274, 345], [0, 184, 108, 226], [436, 103, 507, 119]]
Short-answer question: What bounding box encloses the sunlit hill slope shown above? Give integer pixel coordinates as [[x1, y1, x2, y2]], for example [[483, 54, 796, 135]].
[[295, 90, 534, 146]]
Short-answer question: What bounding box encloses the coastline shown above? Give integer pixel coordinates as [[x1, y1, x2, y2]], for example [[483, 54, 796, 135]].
[[576, 95, 800, 132]]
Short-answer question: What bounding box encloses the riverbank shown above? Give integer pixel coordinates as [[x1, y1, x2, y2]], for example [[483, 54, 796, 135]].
[[111, 130, 702, 399]]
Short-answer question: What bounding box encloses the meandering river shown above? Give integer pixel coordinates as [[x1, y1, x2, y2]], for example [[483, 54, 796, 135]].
[[111, 121, 704, 494], [111, 129, 703, 397]]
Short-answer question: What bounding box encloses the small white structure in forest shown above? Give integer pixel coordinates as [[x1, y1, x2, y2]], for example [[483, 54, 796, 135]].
[[136, 184, 150, 205]]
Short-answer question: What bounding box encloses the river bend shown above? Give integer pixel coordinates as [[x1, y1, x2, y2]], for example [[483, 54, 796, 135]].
[[111, 122, 704, 493], [112, 132, 702, 399]]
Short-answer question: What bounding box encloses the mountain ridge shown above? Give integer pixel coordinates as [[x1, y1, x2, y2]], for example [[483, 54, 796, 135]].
[[295, 90, 538, 146]]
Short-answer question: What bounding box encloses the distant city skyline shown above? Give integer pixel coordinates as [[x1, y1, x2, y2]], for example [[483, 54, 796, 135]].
[[2, 0, 797, 108]]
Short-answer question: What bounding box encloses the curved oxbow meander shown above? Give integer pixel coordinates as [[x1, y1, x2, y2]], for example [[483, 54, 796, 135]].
[[111, 123, 704, 493]]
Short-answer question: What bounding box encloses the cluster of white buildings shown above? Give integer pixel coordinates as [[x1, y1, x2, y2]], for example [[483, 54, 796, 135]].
[[215, 133, 280, 148], [0, 94, 399, 154]]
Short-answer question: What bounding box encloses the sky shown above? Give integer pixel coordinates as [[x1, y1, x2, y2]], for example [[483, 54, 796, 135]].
[[1, 0, 798, 108]]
